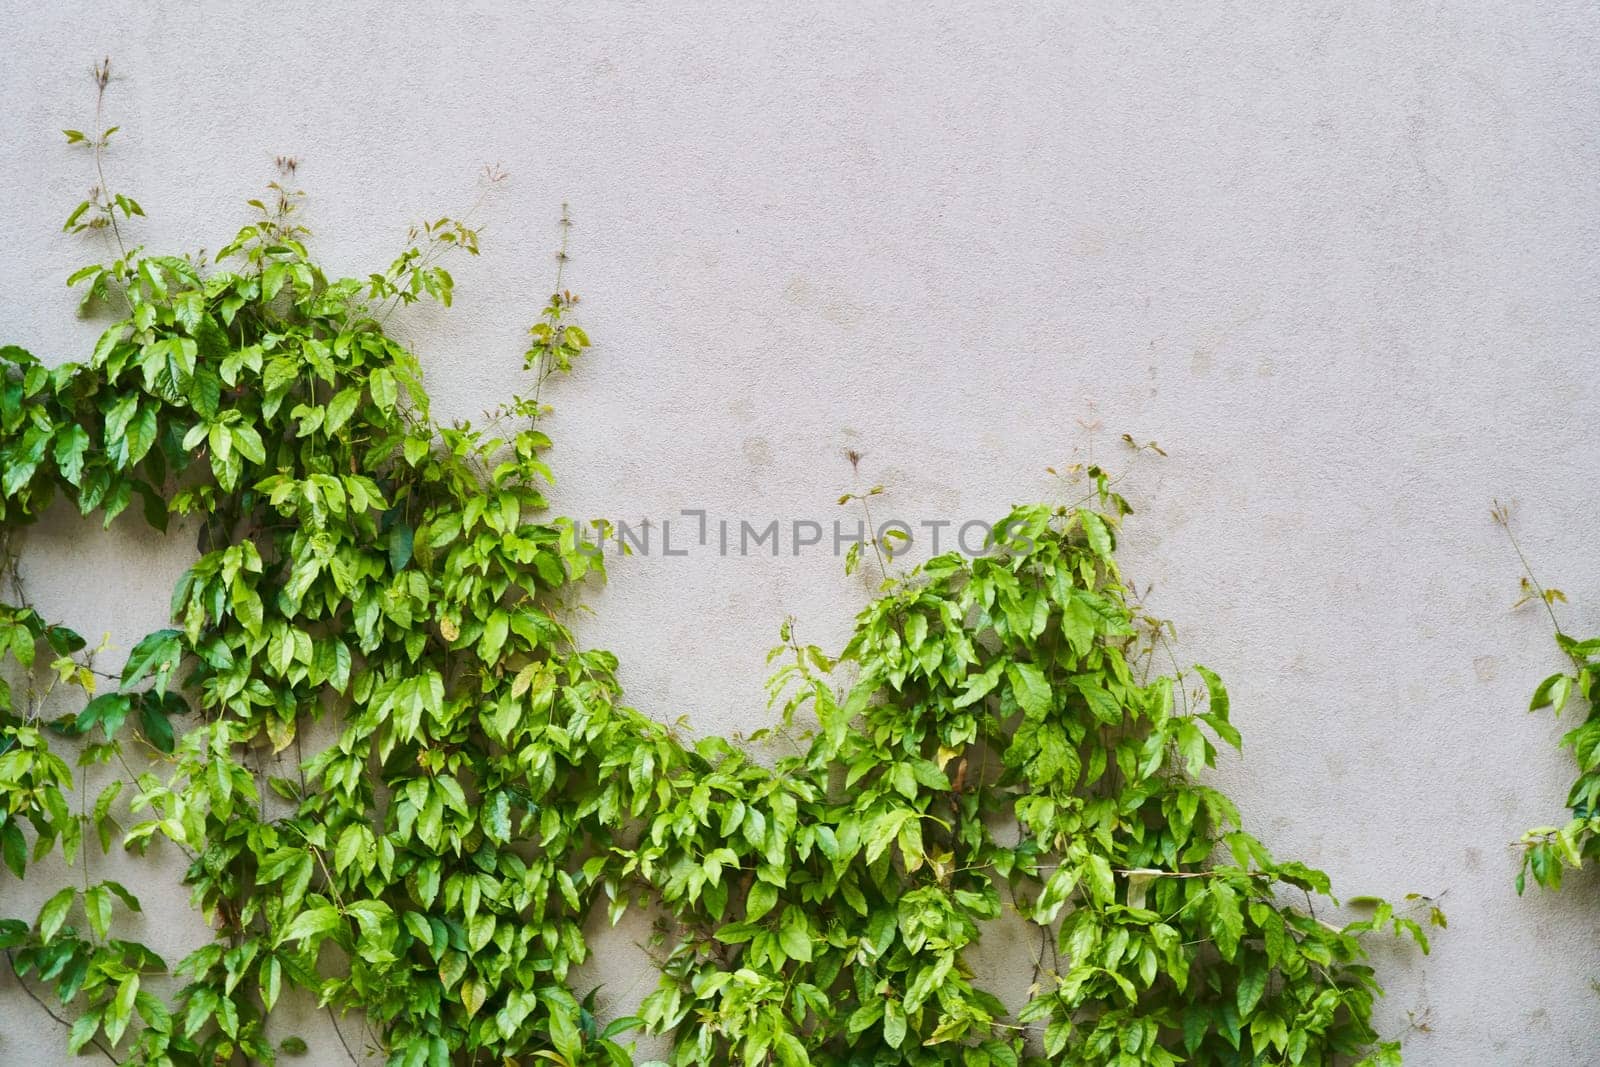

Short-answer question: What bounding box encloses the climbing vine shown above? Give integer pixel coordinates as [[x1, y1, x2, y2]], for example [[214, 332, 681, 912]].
[[1493, 503, 1600, 893], [0, 62, 1434, 1066]]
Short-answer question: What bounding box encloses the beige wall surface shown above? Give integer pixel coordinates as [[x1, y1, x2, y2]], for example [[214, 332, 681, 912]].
[[3, 2, 1600, 1063]]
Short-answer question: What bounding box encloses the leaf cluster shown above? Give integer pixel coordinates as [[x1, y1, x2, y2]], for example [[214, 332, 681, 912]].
[[1516, 628, 1600, 892]]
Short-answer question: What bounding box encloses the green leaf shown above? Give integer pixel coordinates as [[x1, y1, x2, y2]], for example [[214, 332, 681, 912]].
[[231, 422, 267, 464], [1531, 672, 1573, 715], [53, 425, 90, 486], [326, 387, 361, 434], [778, 906, 813, 963], [1206, 885, 1245, 961], [388, 521, 414, 572], [102, 880, 141, 913], [1084, 853, 1116, 904], [883, 998, 907, 1048], [484, 791, 511, 843], [38, 886, 75, 941], [482, 612, 508, 662], [952, 662, 1003, 709], [121, 628, 183, 696], [1008, 662, 1052, 717], [67, 1010, 102, 1054], [2, 821, 25, 878], [278, 905, 342, 946], [261, 955, 283, 1012], [1078, 509, 1114, 557], [334, 823, 368, 873], [904, 613, 928, 651], [79, 693, 132, 738], [468, 913, 495, 953], [369, 368, 398, 411], [126, 405, 158, 466], [1194, 663, 1228, 718], [1236, 955, 1268, 1015], [1071, 677, 1122, 725], [1176, 719, 1210, 774], [138, 697, 176, 753], [746, 881, 778, 922], [773, 1031, 809, 1067], [461, 976, 487, 1018], [546, 990, 583, 1061], [84, 884, 113, 938]]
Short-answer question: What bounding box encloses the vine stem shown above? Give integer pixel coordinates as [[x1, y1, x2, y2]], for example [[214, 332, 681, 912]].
[[327, 1005, 363, 1066], [3, 949, 119, 1063], [528, 203, 573, 426], [90, 57, 126, 261], [80, 762, 91, 894], [857, 494, 888, 581], [1493, 499, 1565, 639], [552, 200, 572, 292]]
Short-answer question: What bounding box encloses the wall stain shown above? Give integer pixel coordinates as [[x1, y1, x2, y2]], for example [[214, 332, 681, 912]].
[[784, 275, 863, 328], [742, 435, 772, 466]]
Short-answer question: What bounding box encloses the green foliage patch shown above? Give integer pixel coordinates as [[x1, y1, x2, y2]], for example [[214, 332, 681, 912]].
[[1494, 503, 1600, 894], [0, 64, 1432, 1066]]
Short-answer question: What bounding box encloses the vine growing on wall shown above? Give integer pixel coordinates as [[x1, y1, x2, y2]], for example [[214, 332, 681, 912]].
[[0, 61, 1435, 1067], [1493, 503, 1600, 893]]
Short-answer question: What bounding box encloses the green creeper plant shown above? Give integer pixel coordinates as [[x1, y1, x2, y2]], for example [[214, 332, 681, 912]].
[[0, 61, 1435, 1067], [632, 472, 1437, 1067], [1493, 502, 1600, 893]]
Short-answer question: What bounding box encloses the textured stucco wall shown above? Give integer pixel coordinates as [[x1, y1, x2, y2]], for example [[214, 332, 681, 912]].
[[3, 2, 1600, 1063]]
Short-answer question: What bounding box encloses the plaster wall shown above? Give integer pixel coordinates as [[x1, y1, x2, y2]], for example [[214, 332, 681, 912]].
[[2, 3, 1599, 1063]]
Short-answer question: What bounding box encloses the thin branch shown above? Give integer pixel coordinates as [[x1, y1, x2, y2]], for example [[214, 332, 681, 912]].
[[1492, 499, 1565, 638], [857, 493, 888, 582], [90, 58, 127, 260], [528, 203, 574, 425], [3, 949, 119, 1063], [326, 1005, 363, 1067]]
